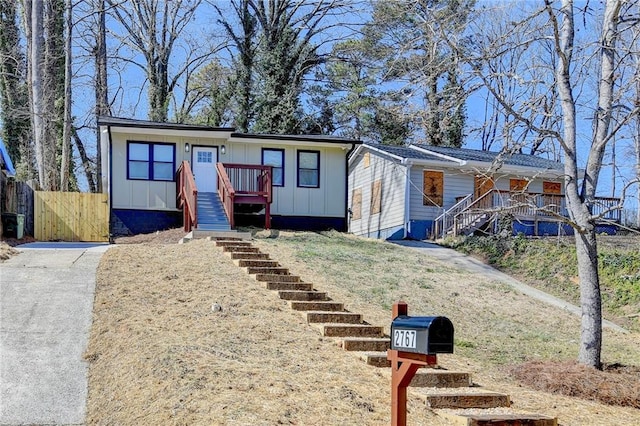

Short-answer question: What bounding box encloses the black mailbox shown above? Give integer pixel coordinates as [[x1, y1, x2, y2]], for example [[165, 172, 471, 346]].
[[390, 315, 454, 355]]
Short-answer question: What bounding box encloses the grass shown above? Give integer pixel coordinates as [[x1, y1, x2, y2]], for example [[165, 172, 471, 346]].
[[84, 229, 640, 425], [442, 234, 640, 325]]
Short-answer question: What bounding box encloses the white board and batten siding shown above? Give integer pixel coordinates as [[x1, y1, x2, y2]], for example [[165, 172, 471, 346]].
[[223, 140, 347, 218], [348, 150, 406, 237], [108, 130, 225, 211]]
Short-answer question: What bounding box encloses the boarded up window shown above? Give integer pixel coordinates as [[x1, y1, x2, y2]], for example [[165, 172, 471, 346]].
[[543, 181, 561, 194], [474, 176, 494, 199], [351, 188, 362, 220], [371, 180, 382, 214], [423, 171, 443, 207], [363, 152, 370, 168], [510, 178, 529, 192]]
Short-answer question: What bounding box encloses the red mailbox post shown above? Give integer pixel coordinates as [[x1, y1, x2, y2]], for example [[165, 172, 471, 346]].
[[387, 301, 439, 426]]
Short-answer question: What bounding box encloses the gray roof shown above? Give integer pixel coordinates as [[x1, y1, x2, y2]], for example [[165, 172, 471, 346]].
[[231, 132, 362, 145], [366, 143, 563, 171], [422, 145, 563, 170], [97, 116, 235, 132], [369, 144, 458, 163]]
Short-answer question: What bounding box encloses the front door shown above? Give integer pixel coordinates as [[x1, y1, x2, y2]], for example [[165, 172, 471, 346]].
[[192, 146, 218, 192]]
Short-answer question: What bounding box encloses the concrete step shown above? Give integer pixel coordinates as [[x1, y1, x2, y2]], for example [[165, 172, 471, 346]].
[[306, 312, 362, 324], [229, 252, 270, 260], [320, 324, 384, 338], [265, 282, 313, 291], [341, 337, 390, 352], [278, 290, 328, 301], [423, 389, 511, 409], [433, 408, 557, 426], [236, 259, 280, 268], [410, 370, 472, 388], [357, 352, 391, 367], [289, 301, 343, 311], [255, 274, 301, 283], [247, 266, 290, 275]]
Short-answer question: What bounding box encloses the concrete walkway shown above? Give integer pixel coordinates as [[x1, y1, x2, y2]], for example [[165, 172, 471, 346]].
[[0, 242, 110, 425], [392, 240, 627, 334]]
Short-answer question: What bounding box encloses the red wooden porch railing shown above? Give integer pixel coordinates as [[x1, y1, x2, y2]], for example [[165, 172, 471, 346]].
[[177, 160, 197, 232], [216, 163, 272, 229]]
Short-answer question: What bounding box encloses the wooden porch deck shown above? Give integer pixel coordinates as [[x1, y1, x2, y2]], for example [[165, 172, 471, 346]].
[[434, 190, 621, 238]]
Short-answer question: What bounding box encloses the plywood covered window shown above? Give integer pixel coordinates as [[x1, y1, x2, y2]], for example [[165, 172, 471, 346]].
[[351, 188, 362, 220], [509, 178, 529, 192], [363, 152, 370, 168], [543, 181, 562, 194], [474, 176, 494, 199], [423, 170, 443, 207], [371, 180, 382, 214]]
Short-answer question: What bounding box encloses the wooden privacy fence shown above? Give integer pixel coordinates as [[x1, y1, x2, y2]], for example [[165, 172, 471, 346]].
[[35, 191, 109, 242]]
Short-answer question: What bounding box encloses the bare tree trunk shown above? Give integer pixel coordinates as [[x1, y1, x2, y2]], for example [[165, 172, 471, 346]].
[[94, 0, 108, 192], [72, 128, 96, 193], [60, 0, 72, 191], [30, 0, 47, 188]]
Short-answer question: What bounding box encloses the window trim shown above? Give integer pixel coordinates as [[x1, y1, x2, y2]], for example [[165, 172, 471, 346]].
[[262, 148, 285, 187], [127, 141, 176, 182], [297, 150, 320, 188]]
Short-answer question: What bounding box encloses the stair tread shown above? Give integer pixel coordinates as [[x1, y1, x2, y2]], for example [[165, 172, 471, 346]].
[[433, 408, 557, 426]]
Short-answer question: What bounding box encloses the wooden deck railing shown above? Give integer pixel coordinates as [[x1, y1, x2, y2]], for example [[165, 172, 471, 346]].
[[217, 163, 272, 229], [177, 161, 197, 232], [436, 190, 621, 238]]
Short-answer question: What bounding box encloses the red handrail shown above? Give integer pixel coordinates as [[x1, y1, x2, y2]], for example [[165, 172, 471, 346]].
[[216, 163, 272, 229], [216, 162, 236, 228], [177, 161, 197, 232]]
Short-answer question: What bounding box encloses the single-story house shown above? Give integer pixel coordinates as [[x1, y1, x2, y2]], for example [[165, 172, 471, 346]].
[[98, 117, 361, 236], [0, 138, 16, 238], [348, 143, 620, 240]]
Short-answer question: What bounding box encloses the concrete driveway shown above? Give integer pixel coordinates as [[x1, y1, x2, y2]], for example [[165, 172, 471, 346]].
[[0, 242, 110, 425]]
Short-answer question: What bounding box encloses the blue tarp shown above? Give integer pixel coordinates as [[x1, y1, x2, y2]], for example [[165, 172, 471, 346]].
[[0, 138, 16, 176]]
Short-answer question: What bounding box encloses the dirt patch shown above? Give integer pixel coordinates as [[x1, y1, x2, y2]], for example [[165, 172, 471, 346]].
[[112, 227, 188, 244], [86, 230, 640, 425], [0, 242, 18, 261]]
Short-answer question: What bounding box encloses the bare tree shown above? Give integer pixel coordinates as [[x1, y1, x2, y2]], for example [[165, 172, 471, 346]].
[[94, 0, 108, 192], [460, 0, 639, 368], [60, 0, 73, 191], [0, 0, 32, 177], [106, 0, 216, 123]]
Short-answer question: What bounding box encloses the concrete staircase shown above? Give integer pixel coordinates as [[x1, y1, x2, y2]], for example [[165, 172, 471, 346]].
[[212, 237, 557, 426]]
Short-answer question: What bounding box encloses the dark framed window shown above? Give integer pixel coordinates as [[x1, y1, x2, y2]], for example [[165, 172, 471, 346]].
[[127, 141, 175, 181], [262, 148, 284, 187], [297, 150, 320, 188]]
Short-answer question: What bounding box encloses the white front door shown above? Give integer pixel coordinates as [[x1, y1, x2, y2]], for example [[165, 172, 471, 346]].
[[192, 146, 218, 192]]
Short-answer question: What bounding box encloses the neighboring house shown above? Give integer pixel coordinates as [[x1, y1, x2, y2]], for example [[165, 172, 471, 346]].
[[0, 138, 16, 237], [98, 117, 361, 236], [348, 143, 620, 240]]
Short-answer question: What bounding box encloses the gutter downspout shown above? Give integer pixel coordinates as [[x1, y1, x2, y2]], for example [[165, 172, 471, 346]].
[[103, 125, 113, 240], [401, 158, 413, 239]]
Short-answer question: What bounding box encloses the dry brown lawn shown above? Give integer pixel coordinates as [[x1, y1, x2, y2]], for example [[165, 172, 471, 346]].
[[85, 229, 640, 425]]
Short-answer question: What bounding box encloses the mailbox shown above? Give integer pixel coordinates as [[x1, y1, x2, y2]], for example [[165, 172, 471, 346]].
[[390, 315, 454, 354]]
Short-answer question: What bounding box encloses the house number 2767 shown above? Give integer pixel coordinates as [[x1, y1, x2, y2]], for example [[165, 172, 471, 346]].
[[393, 329, 417, 349]]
